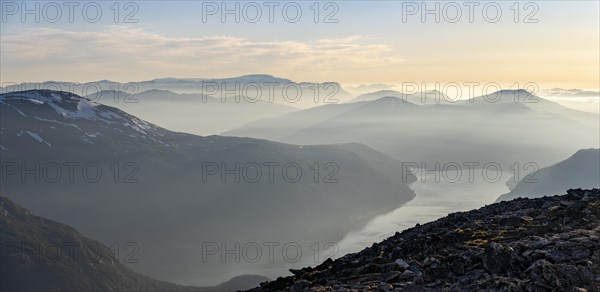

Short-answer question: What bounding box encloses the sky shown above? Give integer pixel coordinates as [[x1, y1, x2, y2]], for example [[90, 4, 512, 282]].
[[1, 1, 599, 90]]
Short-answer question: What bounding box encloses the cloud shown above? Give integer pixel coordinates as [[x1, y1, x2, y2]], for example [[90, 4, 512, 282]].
[[539, 88, 600, 98], [1, 26, 403, 82]]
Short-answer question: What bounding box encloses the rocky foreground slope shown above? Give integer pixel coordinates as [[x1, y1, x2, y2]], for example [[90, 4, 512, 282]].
[[250, 189, 600, 291]]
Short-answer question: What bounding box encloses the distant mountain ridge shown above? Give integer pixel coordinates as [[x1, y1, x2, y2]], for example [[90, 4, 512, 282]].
[[1, 74, 355, 109], [2, 75, 355, 135], [225, 90, 600, 168]]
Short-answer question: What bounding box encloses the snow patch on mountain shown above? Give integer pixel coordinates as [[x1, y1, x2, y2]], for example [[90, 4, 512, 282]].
[[34, 117, 81, 130], [17, 130, 52, 146], [85, 132, 101, 138], [132, 117, 153, 131], [98, 111, 125, 121], [47, 102, 70, 117], [0, 91, 62, 104], [3, 90, 173, 148], [70, 100, 98, 119], [4, 104, 27, 117], [47, 99, 103, 120], [2, 91, 128, 124]]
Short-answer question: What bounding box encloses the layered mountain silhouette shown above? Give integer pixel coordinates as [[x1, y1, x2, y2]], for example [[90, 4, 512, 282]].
[[225, 90, 599, 168], [497, 149, 600, 202], [0, 90, 415, 285], [84, 89, 297, 135], [2, 74, 354, 109]]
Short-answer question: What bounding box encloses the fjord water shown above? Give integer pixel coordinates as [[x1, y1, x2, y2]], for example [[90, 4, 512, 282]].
[[200, 169, 511, 286], [334, 169, 511, 257]]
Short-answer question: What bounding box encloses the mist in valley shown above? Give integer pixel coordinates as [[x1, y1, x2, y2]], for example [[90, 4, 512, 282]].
[[2, 82, 598, 287], [2, 1, 599, 290]]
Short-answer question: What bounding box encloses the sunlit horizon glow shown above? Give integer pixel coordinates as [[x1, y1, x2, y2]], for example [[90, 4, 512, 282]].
[[1, 1, 599, 90]]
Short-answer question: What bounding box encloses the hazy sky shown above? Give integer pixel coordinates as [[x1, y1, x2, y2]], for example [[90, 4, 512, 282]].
[[1, 1, 599, 89]]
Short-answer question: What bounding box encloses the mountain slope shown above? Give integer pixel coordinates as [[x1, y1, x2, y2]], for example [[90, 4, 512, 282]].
[[0, 196, 199, 292], [223, 101, 368, 140], [226, 90, 599, 168], [0, 90, 415, 285], [249, 189, 600, 291], [497, 149, 600, 202]]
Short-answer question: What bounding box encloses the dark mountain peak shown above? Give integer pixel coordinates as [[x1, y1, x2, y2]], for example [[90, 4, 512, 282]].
[[1, 89, 173, 152], [573, 148, 600, 156], [1, 89, 127, 121], [475, 89, 535, 100], [555, 148, 600, 168]]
